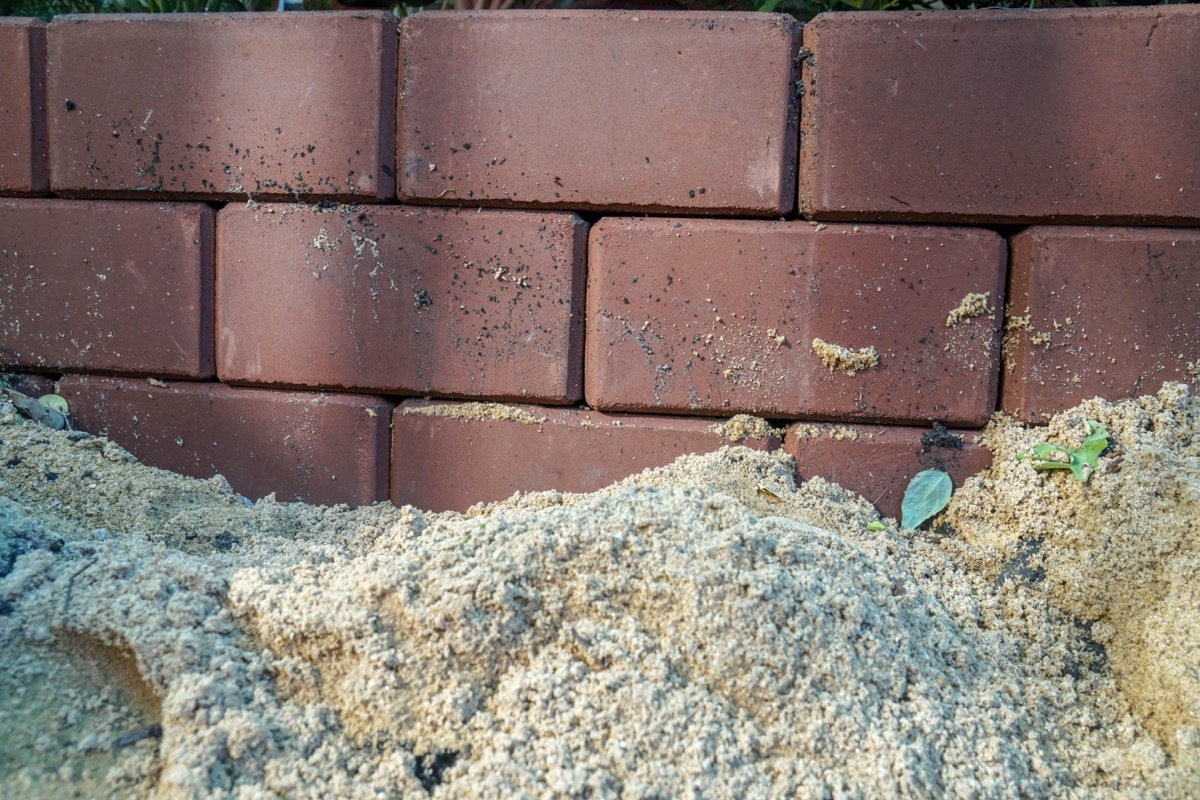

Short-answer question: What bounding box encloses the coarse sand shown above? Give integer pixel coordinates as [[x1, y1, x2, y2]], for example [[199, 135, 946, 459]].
[[0, 384, 1197, 799]]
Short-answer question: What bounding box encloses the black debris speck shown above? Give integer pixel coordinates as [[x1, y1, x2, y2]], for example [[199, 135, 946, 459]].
[[212, 531, 239, 552]]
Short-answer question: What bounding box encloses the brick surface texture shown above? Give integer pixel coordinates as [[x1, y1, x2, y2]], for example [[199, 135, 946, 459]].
[[59, 376, 391, 507], [217, 204, 587, 401], [392, 400, 779, 512], [2, 373, 56, 400], [1, 7, 1193, 518], [0, 199, 214, 378], [46, 12, 397, 200], [587, 218, 1006, 426], [783, 422, 993, 520], [398, 11, 801, 215], [800, 6, 1200, 223], [0, 19, 47, 195], [1002, 226, 1200, 423]]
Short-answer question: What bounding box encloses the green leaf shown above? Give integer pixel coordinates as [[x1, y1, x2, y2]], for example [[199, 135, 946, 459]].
[[38, 394, 69, 414], [1018, 420, 1109, 484], [901, 469, 952, 530], [866, 521, 885, 532]]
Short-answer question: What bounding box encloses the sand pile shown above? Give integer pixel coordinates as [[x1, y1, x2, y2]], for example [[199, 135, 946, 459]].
[[0, 384, 1197, 798]]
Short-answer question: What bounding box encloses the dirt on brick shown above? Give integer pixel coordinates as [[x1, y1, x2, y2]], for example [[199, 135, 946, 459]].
[[402, 401, 549, 425], [809, 337, 879, 376], [1, 385, 1198, 799]]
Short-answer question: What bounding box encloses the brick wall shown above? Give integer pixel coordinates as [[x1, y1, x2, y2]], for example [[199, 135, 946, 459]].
[[2, 7, 1198, 517]]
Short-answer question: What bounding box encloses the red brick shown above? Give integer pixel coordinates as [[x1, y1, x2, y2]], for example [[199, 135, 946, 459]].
[[586, 218, 1005, 426], [1001, 226, 1200, 423], [799, 7, 1200, 224], [58, 376, 390, 507], [216, 203, 586, 402], [391, 399, 779, 512], [782, 422, 992, 520], [0, 198, 214, 378], [47, 12, 396, 201], [398, 11, 800, 215], [1, 373, 56, 400], [0, 19, 47, 195]]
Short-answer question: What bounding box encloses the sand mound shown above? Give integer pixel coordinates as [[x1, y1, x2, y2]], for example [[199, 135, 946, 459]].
[[1, 385, 1197, 798]]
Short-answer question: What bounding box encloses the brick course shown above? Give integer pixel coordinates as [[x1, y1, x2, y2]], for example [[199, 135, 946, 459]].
[[586, 218, 1005, 425], [1001, 226, 1200, 423], [58, 375, 391, 506], [216, 203, 587, 402], [800, 6, 1200, 224], [391, 400, 779, 512], [46, 12, 397, 201], [0, 19, 47, 195], [0, 198, 214, 378], [398, 11, 801, 215]]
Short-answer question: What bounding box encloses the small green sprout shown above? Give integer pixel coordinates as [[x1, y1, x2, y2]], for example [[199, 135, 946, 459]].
[[1018, 420, 1110, 483], [866, 521, 885, 532]]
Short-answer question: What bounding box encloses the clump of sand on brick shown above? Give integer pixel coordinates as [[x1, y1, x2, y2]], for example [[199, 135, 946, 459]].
[[402, 401, 547, 425], [0, 387, 1197, 798], [708, 413, 778, 443], [945, 291, 991, 327], [810, 337, 879, 376]]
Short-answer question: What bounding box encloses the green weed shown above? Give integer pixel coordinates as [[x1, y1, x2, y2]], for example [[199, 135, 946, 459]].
[[1018, 420, 1110, 483]]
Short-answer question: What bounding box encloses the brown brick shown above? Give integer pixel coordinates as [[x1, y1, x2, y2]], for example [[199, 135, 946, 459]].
[[47, 12, 396, 201], [586, 218, 1005, 426], [1, 373, 56, 400], [782, 422, 992, 520], [0, 19, 47, 196], [216, 203, 586, 402], [58, 376, 390, 506], [391, 400, 779, 512], [0, 198, 214, 378], [800, 7, 1200, 224], [398, 11, 800, 215], [1001, 226, 1200, 423]]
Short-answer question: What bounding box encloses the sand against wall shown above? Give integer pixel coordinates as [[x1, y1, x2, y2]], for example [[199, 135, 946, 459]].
[[0, 385, 1197, 798]]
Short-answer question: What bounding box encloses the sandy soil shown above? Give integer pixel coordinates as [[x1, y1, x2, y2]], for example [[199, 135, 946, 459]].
[[0, 384, 1197, 799]]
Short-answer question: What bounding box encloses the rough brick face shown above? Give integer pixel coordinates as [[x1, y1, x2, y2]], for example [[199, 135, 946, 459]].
[[0, 199, 214, 378], [1, 373, 56, 400], [586, 218, 1005, 426], [0, 19, 47, 195], [783, 422, 993, 520], [58, 376, 391, 506], [216, 204, 587, 402], [391, 400, 778, 512], [1001, 226, 1200, 423], [800, 6, 1200, 224], [398, 11, 800, 215], [47, 12, 397, 201]]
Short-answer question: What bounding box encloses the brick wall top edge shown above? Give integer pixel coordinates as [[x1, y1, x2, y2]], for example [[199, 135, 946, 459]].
[[47, 11, 397, 201], [808, 4, 1196, 23], [406, 9, 795, 22], [800, 4, 1200, 224], [0, 18, 46, 27], [49, 10, 395, 24], [398, 10, 799, 215]]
